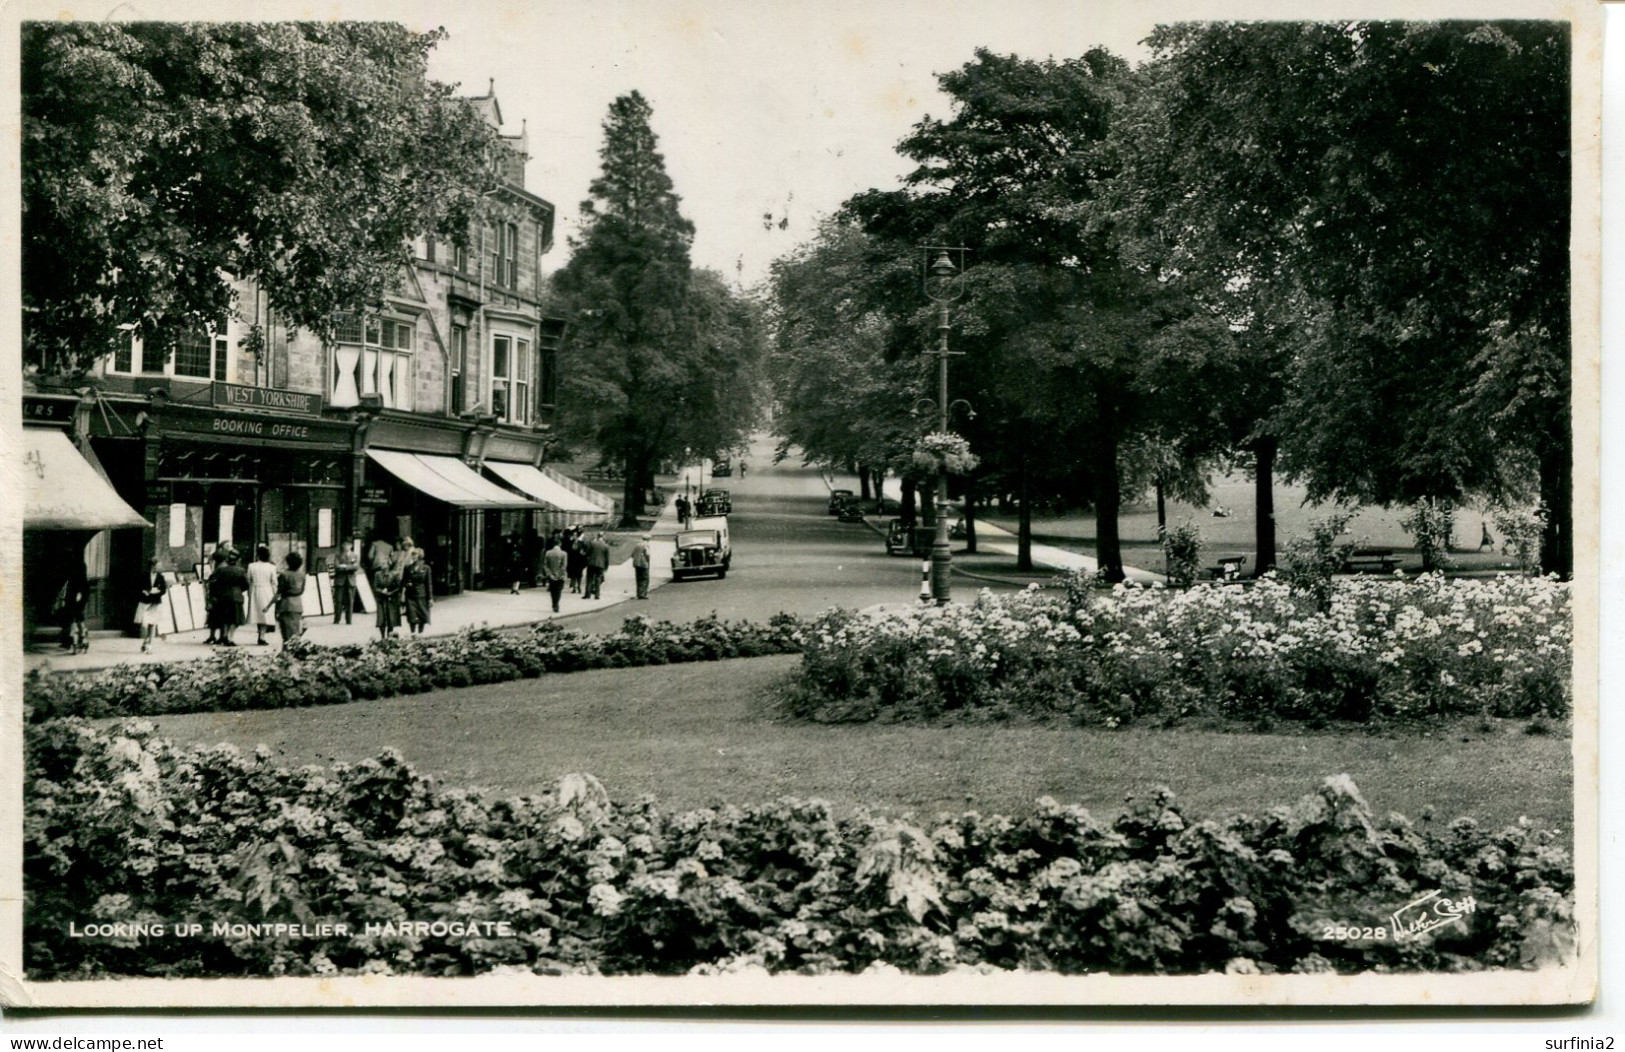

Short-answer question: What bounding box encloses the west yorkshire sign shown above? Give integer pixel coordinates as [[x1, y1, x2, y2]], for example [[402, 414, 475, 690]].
[[212, 381, 320, 417]]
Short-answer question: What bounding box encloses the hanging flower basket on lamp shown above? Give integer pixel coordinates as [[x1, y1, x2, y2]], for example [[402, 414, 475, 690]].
[[912, 430, 979, 476]]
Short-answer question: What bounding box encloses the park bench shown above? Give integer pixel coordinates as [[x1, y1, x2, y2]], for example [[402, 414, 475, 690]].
[[1207, 555, 1247, 581], [581, 466, 623, 482], [1342, 548, 1400, 574]]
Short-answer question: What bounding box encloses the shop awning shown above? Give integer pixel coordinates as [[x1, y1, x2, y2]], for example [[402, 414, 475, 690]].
[[484, 461, 609, 515], [24, 428, 150, 531], [366, 450, 542, 510]]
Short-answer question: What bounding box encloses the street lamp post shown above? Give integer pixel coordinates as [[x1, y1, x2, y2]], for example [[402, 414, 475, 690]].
[[922, 246, 968, 606]]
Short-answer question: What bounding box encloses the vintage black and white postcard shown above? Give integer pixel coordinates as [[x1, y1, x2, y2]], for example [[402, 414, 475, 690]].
[[0, 0, 1604, 1012]]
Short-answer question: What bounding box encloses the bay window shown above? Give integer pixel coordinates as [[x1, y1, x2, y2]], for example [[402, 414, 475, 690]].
[[489, 333, 532, 426]]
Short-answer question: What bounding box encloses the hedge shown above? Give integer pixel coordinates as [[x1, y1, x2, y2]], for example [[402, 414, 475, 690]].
[[24, 614, 805, 723], [24, 720, 1575, 979]]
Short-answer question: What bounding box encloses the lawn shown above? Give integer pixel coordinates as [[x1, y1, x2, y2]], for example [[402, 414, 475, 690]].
[[126, 654, 1575, 832], [976, 471, 1525, 576]]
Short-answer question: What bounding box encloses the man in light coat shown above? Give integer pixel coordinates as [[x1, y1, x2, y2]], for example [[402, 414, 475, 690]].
[[631, 534, 652, 599]]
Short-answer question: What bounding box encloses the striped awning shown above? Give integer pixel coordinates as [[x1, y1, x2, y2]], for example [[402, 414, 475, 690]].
[[484, 461, 608, 514], [366, 450, 541, 510]]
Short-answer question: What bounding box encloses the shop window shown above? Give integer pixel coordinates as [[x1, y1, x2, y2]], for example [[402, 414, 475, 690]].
[[330, 312, 415, 411]]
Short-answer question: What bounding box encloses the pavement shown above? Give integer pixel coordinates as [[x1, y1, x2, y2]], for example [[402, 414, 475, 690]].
[[25, 498, 688, 675], [823, 470, 1164, 584]]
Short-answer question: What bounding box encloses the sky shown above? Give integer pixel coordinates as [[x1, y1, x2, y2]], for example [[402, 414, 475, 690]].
[[409, 0, 1172, 289]]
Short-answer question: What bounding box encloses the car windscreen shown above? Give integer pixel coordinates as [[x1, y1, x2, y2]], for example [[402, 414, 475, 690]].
[[677, 531, 720, 548]]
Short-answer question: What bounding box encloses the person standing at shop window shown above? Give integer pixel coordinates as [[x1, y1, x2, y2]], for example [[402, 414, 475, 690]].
[[134, 558, 166, 654], [368, 532, 395, 576], [270, 551, 307, 642], [332, 538, 359, 624], [209, 550, 249, 647], [403, 548, 433, 635], [247, 545, 278, 646], [57, 555, 89, 654]]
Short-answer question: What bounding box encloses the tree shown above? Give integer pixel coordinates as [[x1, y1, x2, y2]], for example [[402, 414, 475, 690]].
[[849, 48, 1230, 580], [552, 92, 763, 524], [22, 21, 502, 376], [1127, 21, 1571, 574], [767, 219, 925, 495]]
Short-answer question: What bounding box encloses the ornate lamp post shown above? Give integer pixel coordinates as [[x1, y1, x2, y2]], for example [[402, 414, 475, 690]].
[[921, 246, 969, 605]]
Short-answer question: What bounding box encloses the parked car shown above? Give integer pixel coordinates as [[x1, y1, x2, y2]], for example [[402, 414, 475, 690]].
[[712, 460, 732, 477], [885, 519, 935, 558], [697, 487, 731, 516], [836, 499, 866, 523], [671, 516, 731, 580], [827, 488, 855, 514]]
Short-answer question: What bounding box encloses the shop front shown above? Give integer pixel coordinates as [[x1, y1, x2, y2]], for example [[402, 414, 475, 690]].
[[22, 395, 150, 641], [86, 393, 357, 625]]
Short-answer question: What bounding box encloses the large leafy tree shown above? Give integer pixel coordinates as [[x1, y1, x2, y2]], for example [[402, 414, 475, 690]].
[[552, 91, 763, 523], [848, 48, 1230, 579], [22, 21, 502, 376], [1128, 21, 1571, 574]]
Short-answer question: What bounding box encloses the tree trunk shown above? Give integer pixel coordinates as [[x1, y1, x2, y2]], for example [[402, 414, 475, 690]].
[[1539, 438, 1571, 577], [1095, 428, 1125, 583], [858, 466, 872, 502], [620, 448, 644, 528], [1017, 456, 1033, 572], [901, 479, 917, 527], [1253, 435, 1277, 577], [1155, 477, 1167, 536], [964, 483, 978, 554]]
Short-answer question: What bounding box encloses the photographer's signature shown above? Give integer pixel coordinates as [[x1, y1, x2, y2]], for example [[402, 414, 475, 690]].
[[1390, 889, 1477, 940]]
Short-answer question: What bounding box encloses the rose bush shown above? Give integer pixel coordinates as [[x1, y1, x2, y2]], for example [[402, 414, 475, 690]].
[[785, 574, 1571, 727], [24, 614, 806, 723], [25, 720, 1573, 979]]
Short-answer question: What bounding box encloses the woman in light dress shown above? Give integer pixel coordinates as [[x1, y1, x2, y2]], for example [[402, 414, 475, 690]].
[[246, 544, 279, 645]]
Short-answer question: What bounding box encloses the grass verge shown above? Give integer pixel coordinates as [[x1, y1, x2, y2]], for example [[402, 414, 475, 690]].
[[125, 654, 1573, 830]]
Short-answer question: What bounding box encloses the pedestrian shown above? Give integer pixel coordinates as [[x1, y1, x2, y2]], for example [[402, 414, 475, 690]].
[[566, 528, 587, 593], [269, 551, 307, 642], [739, 462, 747, 479], [403, 548, 433, 634], [1480, 520, 1495, 551], [507, 531, 528, 594], [209, 550, 249, 647], [675, 495, 690, 527], [585, 531, 611, 599], [631, 533, 652, 600], [247, 545, 278, 646], [57, 554, 89, 653], [332, 538, 359, 624], [392, 535, 417, 576], [368, 532, 395, 575], [134, 557, 167, 654], [205, 548, 229, 645], [542, 537, 568, 613], [372, 559, 402, 640]]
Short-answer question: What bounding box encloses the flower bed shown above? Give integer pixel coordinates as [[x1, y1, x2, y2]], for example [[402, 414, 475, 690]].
[[24, 614, 805, 723], [786, 574, 1571, 727], [24, 720, 1573, 979]]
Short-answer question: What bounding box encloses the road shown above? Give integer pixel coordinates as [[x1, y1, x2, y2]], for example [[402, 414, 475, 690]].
[[561, 434, 1018, 634]]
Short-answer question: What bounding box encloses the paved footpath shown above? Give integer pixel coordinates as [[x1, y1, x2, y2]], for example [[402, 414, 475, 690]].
[[826, 470, 1164, 585], [26, 499, 687, 675]]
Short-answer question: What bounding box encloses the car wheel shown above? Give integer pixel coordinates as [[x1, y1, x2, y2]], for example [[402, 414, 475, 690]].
[[716, 568, 726, 580]]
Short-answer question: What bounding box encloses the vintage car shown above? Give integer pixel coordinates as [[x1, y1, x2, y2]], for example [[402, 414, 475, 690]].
[[885, 519, 935, 558], [836, 498, 866, 523], [712, 459, 732, 477], [671, 515, 731, 580], [697, 487, 732, 517], [827, 488, 855, 514]]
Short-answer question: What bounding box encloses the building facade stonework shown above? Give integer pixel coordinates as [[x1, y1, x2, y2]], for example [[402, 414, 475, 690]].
[[56, 86, 593, 630]]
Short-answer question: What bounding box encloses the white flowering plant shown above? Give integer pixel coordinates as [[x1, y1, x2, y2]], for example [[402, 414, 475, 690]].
[[911, 431, 979, 476]]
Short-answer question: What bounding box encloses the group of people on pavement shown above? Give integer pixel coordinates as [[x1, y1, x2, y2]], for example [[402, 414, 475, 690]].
[[70, 509, 666, 658], [534, 527, 619, 612], [363, 534, 434, 640]]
